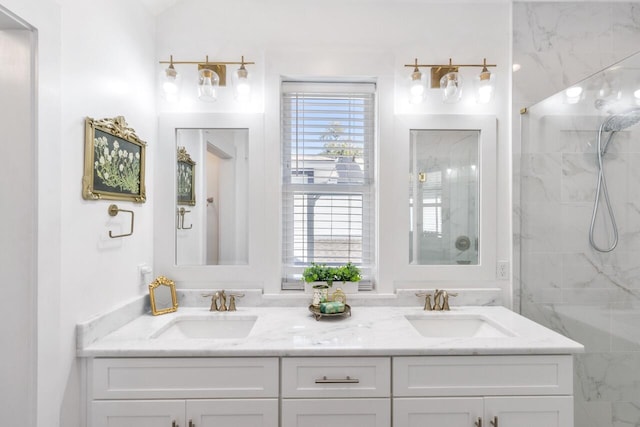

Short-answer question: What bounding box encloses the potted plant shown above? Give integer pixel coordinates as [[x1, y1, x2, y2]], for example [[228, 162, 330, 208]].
[[302, 262, 361, 293]]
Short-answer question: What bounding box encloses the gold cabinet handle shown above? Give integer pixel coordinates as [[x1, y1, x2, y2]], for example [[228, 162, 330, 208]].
[[172, 421, 179, 427], [490, 416, 498, 427], [475, 417, 482, 427], [188, 420, 195, 427], [314, 375, 360, 384]]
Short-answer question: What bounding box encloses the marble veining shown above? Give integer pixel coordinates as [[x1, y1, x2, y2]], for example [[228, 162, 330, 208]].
[[77, 305, 583, 358], [514, 4, 640, 426]]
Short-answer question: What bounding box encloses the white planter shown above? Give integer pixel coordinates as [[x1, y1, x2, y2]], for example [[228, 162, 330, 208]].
[[304, 281, 359, 294]]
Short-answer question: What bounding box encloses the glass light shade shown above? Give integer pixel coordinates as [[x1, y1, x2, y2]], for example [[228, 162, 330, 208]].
[[475, 69, 495, 104], [409, 69, 427, 104], [233, 65, 251, 102], [161, 64, 181, 102], [564, 85, 583, 105], [198, 68, 219, 102], [440, 71, 462, 103]]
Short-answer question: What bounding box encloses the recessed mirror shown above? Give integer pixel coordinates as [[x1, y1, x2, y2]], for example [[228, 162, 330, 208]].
[[409, 129, 479, 265], [175, 128, 248, 265]]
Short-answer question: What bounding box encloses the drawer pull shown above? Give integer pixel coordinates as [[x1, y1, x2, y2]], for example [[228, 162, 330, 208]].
[[475, 417, 482, 427], [490, 416, 498, 427], [315, 375, 360, 384], [172, 422, 179, 427]]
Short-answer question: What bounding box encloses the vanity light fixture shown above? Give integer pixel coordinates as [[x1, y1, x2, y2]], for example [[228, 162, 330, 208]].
[[405, 58, 497, 104], [161, 55, 181, 102], [408, 58, 428, 104], [441, 70, 463, 103], [159, 55, 255, 103], [475, 59, 495, 104]]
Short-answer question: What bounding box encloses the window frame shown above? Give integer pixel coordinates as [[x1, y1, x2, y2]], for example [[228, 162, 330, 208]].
[[281, 81, 376, 290]]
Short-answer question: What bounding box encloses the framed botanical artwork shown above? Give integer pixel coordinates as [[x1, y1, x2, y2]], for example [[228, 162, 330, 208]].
[[83, 116, 147, 203], [177, 146, 196, 206]]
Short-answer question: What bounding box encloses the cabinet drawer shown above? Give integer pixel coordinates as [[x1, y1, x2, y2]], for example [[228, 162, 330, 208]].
[[393, 355, 573, 397], [282, 357, 390, 398], [282, 398, 390, 427], [91, 357, 279, 399]]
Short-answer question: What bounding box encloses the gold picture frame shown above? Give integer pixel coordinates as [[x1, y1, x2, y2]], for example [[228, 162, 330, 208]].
[[149, 276, 178, 316], [177, 146, 196, 206], [83, 116, 147, 203]]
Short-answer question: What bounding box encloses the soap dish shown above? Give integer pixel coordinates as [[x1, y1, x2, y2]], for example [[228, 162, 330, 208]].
[[308, 304, 352, 321]]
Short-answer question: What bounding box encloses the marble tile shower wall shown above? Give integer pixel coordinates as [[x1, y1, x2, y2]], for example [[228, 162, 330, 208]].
[[514, 3, 640, 427]]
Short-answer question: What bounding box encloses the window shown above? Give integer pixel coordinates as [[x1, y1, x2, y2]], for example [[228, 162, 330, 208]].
[[281, 82, 375, 289], [410, 170, 443, 237]]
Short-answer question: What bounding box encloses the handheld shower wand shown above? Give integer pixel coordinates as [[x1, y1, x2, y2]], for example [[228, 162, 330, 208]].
[[589, 108, 640, 252]]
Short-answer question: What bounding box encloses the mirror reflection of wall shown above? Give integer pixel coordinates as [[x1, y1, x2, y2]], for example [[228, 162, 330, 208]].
[[176, 128, 248, 266], [409, 130, 479, 265]]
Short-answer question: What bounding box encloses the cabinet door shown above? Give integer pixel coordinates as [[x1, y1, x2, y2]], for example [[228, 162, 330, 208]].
[[484, 396, 573, 427], [394, 397, 484, 427], [186, 399, 278, 427], [92, 400, 184, 427], [282, 398, 390, 427]]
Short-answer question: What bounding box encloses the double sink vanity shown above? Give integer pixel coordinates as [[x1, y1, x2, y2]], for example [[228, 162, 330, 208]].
[[77, 291, 583, 427]]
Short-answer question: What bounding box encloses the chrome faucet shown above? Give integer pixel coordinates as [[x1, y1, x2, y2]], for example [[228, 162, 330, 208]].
[[416, 289, 458, 311]]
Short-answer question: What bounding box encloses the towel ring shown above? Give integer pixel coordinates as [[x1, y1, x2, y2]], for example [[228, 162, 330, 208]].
[[108, 204, 134, 238]]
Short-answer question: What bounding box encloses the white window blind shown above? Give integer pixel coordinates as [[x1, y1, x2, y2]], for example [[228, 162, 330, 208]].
[[420, 171, 443, 236], [282, 82, 375, 288]]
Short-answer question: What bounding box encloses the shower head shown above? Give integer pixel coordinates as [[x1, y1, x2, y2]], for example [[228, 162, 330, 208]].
[[601, 107, 640, 132]]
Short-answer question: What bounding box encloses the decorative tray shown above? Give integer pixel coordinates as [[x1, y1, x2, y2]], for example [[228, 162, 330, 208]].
[[308, 304, 352, 321]]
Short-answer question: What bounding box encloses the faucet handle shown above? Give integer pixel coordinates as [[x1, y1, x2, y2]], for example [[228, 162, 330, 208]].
[[415, 292, 434, 311], [202, 293, 219, 311], [442, 292, 458, 311], [228, 293, 245, 311]]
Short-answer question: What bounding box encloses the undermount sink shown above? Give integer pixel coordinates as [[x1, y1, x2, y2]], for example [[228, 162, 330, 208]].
[[151, 315, 257, 339], [405, 314, 516, 338]]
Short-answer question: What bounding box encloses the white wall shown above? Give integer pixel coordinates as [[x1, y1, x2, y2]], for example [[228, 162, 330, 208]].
[[58, 1, 156, 425], [0, 2, 62, 426], [156, 0, 512, 296], [0, 0, 157, 425], [0, 20, 36, 427], [176, 129, 205, 264]]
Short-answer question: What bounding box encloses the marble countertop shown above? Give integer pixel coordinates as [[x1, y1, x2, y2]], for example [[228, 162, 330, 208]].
[[77, 305, 583, 357]]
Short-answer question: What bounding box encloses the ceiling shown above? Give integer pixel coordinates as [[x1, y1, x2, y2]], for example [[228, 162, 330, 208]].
[[137, 0, 517, 15]]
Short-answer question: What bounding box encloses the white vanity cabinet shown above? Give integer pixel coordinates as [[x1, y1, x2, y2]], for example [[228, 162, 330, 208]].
[[393, 355, 575, 427], [85, 355, 577, 427], [281, 357, 391, 427], [88, 357, 279, 427]]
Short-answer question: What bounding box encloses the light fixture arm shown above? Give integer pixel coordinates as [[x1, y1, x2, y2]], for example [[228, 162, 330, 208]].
[[404, 58, 497, 69], [159, 56, 255, 67], [405, 57, 497, 90]]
